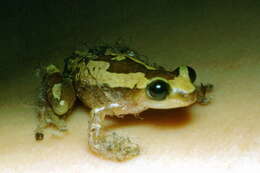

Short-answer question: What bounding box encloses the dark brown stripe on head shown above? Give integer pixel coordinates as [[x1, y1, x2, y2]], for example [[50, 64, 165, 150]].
[[101, 55, 176, 80]]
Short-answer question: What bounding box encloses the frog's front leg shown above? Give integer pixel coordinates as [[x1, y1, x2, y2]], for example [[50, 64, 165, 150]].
[[196, 83, 214, 105], [35, 65, 76, 140], [88, 108, 140, 161]]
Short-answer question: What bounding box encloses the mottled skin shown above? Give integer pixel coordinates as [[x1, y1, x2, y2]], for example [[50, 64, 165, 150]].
[[35, 46, 211, 161]]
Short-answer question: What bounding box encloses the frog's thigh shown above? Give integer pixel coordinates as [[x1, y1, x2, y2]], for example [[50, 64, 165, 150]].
[[35, 67, 76, 140], [88, 109, 140, 161], [43, 79, 76, 131], [48, 78, 76, 116]]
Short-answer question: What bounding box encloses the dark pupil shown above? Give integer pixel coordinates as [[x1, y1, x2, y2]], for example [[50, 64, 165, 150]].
[[147, 80, 170, 100], [187, 66, 196, 83]]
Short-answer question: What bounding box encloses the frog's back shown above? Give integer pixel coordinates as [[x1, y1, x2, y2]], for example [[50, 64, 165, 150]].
[[63, 47, 175, 82], [62, 45, 177, 109]]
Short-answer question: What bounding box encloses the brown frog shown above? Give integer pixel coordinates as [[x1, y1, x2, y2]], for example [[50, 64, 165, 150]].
[[35, 45, 212, 161]]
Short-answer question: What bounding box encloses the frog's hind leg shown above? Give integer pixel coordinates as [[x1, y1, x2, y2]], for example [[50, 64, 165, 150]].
[[35, 65, 76, 140], [35, 106, 67, 140], [88, 109, 140, 161]]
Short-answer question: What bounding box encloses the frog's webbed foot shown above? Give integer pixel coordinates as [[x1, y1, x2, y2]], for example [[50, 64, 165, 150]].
[[89, 132, 140, 161], [196, 83, 214, 105], [88, 110, 140, 161]]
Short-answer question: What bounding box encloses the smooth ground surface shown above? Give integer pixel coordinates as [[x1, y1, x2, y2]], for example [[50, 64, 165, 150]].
[[1, 1, 260, 173]]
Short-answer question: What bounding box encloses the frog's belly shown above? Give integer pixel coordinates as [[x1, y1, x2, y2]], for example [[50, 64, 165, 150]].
[[75, 84, 148, 116], [76, 85, 111, 109]]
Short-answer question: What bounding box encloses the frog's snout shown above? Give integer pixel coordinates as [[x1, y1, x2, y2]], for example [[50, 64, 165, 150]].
[[170, 87, 197, 103], [172, 83, 196, 96], [173, 87, 193, 95]]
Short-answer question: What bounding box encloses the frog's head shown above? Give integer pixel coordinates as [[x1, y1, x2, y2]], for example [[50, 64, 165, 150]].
[[140, 66, 197, 109], [79, 56, 197, 109]]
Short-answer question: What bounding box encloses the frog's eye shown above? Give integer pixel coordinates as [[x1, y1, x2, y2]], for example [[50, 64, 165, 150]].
[[187, 66, 196, 82], [146, 80, 170, 100], [172, 66, 197, 83]]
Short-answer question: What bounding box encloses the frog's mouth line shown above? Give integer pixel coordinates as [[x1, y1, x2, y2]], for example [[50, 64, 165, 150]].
[[143, 92, 197, 109]]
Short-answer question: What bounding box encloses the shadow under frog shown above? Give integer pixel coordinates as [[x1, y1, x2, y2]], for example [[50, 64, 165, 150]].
[[106, 108, 193, 130]]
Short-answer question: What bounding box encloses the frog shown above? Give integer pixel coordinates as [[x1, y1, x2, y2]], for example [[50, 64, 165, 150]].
[[35, 44, 212, 161]]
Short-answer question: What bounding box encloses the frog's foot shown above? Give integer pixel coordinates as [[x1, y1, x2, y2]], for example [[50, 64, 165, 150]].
[[196, 83, 213, 105], [35, 106, 68, 140], [89, 132, 140, 161]]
